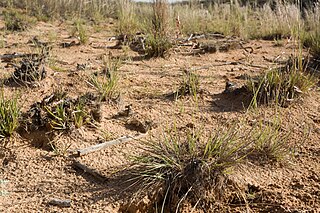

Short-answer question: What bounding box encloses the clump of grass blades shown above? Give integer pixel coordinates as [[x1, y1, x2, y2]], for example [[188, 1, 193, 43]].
[[248, 120, 291, 163], [247, 62, 314, 107], [3, 9, 36, 31], [116, 0, 140, 36], [72, 19, 89, 44], [175, 71, 200, 99], [124, 125, 250, 210], [145, 35, 172, 58], [145, 0, 172, 58], [0, 93, 20, 139], [303, 32, 320, 60], [88, 58, 120, 102]]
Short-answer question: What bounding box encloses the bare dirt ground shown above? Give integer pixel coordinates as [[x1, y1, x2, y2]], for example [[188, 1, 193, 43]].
[[0, 19, 319, 212]]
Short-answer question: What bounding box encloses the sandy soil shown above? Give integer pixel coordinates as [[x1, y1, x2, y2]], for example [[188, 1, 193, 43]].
[[0, 19, 319, 213]]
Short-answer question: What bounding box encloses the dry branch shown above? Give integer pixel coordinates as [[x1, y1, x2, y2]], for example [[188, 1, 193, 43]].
[[0, 53, 39, 62], [77, 133, 147, 156]]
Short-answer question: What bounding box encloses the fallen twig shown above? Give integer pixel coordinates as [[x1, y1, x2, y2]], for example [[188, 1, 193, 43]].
[[0, 53, 39, 62], [77, 133, 147, 156]]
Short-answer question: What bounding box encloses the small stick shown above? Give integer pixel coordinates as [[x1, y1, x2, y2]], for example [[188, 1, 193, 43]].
[[72, 160, 107, 182], [77, 133, 147, 156], [0, 53, 39, 60], [48, 198, 71, 207]]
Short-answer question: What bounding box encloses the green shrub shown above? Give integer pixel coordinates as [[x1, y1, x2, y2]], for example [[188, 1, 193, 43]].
[[144, 34, 172, 58]]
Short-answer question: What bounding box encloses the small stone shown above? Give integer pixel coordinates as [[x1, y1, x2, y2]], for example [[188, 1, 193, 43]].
[[49, 198, 71, 207]]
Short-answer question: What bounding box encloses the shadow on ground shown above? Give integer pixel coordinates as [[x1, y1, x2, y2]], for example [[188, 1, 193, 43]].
[[211, 89, 251, 112]]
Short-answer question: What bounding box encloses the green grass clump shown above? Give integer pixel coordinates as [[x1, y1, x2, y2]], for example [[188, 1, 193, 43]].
[[45, 102, 70, 131], [114, 116, 296, 211], [3, 9, 36, 31], [144, 34, 172, 58], [303, 32, 320, 60], [72, 19, 89, 44], [123, 125, 250, 210], [88, 57, 120, 102], [0, 93, 20, 139], [23, 91, 98, 133], [43, 94, 91, 131], [175, 71, 200, 100], [249, 120, 291, 163], [247, 63, 314, 107], [144, 0, 172, 58], [89, 73, 119, 102], [116, 0, 141, 35]]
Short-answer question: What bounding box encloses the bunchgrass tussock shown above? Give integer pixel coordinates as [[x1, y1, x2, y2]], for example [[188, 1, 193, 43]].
[[144, 0, 172, 58], [3, 9, 36, 31], [116, 0, 140, 36], [247, 59, 315, 108], [248, 119, 291, 163], [303, 31, 320, 60], [72, 19, 89, 44], [88, 57, 121, 102], [0, 92, 20, 140], [175, 70, 200, 100], [122, 124, 251, 210], [144, 34, 172, 58]]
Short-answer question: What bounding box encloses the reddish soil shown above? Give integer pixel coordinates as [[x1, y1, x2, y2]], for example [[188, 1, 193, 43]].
[[0, 19, 319, 212]]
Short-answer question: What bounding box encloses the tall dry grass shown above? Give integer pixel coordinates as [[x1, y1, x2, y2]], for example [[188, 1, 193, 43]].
[[1, 0, 117, 21], [115, 0, 320, 41]]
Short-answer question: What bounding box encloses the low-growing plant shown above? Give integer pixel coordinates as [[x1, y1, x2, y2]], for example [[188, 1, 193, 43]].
[[11, 57, 47, 86], [24, 91, 98, 133], [89, 73, 119, 102], [144, 0, 172, 58], [72, 98, 89, 128], [122, 124, 251, 211], [72, 19, 89, 44], [144, 34, 172, 58], [88, 57, 120, 102], [175, 71, 200, 100], [3, 9, 36, 31], [0, 93, 20, 139], [44, 102, 69, 131], [303, 31, 320, 60], [249, 120, 291, 163], [247, 60, 314, 107], [44, 96, 91, 131]]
